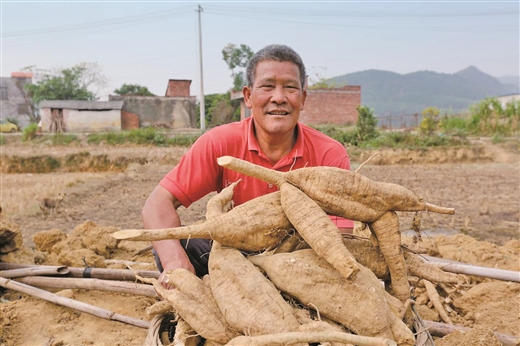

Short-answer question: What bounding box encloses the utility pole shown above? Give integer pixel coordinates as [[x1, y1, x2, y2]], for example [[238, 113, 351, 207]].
[[197, 4, 205, 131]]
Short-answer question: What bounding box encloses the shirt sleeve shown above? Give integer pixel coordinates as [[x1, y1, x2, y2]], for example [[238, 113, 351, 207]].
[[159, 133, 222, 207]]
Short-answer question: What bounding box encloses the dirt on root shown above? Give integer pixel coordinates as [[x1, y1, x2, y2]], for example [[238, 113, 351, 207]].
[[0, 136, 519, 346]]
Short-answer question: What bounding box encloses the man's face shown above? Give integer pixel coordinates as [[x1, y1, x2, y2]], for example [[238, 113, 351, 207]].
[[243, 60, 306, 136]]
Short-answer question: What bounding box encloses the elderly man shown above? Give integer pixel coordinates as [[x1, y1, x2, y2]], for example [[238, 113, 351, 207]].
[[142, 44, 353, 286]]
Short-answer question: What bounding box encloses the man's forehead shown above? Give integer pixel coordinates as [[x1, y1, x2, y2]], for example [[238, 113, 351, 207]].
[[254, 60, 301, 80]]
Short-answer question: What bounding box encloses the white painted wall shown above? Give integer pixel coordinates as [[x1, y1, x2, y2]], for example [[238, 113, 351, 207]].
[[40, 108, 121, 132], [496, 94, 520, 108]]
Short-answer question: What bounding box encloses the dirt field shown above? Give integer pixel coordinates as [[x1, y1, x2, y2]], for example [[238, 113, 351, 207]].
[[0, 135, 519, 345]]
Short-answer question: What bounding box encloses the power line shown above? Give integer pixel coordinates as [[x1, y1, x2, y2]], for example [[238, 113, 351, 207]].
[[3, 6, 193, 38], [203, 9, 518, 32], [205, 4, 519, 18]]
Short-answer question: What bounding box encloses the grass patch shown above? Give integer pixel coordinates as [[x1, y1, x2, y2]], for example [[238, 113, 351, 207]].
[[5, 155, 61, 173], [49, 133, 79, 146], [361, 131, 469, 149], [166, 134, 200, 146], [22, 123, 38, 141], [86, 128, 200, 147], [310, 124, 357, 144], [64, 152, 147, 172]]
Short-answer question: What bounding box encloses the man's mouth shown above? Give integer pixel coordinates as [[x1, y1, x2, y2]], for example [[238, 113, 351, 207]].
[[267, 110, 290, 115]]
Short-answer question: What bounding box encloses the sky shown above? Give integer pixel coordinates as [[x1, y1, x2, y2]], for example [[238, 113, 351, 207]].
[[1, 1, 519, 101]]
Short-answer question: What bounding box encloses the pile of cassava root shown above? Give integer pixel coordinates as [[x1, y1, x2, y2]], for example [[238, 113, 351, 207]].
[[114, 156, 459, 346]]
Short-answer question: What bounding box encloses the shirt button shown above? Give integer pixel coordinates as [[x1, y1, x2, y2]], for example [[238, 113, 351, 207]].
[[268, 184, 273, 188]]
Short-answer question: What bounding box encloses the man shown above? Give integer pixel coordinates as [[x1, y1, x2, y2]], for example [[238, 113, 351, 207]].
[[142, 44, 353, 286]]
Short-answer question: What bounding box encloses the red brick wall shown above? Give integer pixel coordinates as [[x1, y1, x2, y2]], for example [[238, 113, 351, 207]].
[[299, 85, 361, 125], [165, 80, 191, 97], [121, 110, 139, 130]]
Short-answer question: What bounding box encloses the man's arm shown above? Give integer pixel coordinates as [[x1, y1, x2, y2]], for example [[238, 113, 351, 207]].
[[142, 185, 195, 284]]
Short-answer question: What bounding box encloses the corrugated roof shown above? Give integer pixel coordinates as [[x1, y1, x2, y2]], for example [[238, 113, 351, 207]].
[[39, 100, 124, 110]]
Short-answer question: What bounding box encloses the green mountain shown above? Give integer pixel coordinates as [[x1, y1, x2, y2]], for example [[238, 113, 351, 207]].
[[329, 66, 518, 116]]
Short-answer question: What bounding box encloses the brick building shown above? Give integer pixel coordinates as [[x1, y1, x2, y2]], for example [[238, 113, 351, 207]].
[[231, 85, 361, 126], [165, 79, 191, 97], [109, 79, 197, 129], [300, 85, 361, 125]]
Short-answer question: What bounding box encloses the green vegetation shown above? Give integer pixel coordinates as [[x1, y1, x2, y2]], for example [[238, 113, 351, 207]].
[[312, 98, 518, 149], [25, 62, 106, 104], [419, 107, 440, 135], [354, 106, 379, 143], [22, 123, 39, 141], [222, 43, 254, 91], [114, 83, 155, 96], [0, 136, 5, 146], [5, 155, 61, 173], [467, 98, 519, 136], [49, 133, 79, 146], [203, 92, 241, 127], [86, 128, 200, 147], [23, 62, 107, 121]]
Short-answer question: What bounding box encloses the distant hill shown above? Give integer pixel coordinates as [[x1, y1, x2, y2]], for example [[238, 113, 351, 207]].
[[328, 66, 519, 116], [498, 75, 520, 92]]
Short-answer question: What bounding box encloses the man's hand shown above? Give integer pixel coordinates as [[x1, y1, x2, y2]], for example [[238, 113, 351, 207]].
[[158, 255, 196, 289]]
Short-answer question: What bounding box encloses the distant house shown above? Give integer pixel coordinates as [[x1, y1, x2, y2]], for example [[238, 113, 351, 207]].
[[0, 72, 34, 129], [39, 100, 124, 133], [230, 84, 361, 126], [496, 93, 520, 108], [109, 79, 197, 129]]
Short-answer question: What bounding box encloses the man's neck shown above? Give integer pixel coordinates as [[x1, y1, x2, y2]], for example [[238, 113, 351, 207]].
[[254, 126, 298, 164]]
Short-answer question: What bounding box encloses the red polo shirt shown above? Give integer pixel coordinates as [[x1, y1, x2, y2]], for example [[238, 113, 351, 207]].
[[160, 117, 353, 228]]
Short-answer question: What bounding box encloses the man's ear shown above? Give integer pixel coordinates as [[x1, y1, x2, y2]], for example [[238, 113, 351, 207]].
[[243, 85, 253, 109], [301, 89, 307, 110]]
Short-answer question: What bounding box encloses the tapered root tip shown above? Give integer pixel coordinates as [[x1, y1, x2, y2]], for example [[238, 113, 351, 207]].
[[217, 156, 233, 167], [340, 263, 359, 280], [426, 203, 456, 215], [112, 229, 142, 240]]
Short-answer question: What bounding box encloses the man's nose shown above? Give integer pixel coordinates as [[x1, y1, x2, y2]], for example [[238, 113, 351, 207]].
[[270, 86, 287, 104]]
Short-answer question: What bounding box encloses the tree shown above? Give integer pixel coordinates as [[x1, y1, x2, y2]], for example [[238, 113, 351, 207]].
[[222, 43, 254, 91], [114, 83, 155, 96], [197, 92, 240, 128], [25, 62, 107, 105], [23, 62, 107, 122], [356, 105, 378, 142], [419, 107, 441, 135]]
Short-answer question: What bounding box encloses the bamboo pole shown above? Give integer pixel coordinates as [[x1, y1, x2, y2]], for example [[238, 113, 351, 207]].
[[14, 276, 158, 297], [423, 256, 520, 282], [423, 320, 520, 346], [0, 277, 150, 329], [0, 263, 160, 281], [105, 259, 152, 266], [0, 266, 69, 278]]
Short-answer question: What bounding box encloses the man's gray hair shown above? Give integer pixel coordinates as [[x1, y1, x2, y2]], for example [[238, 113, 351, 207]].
[[246, 44, 306, 88]]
